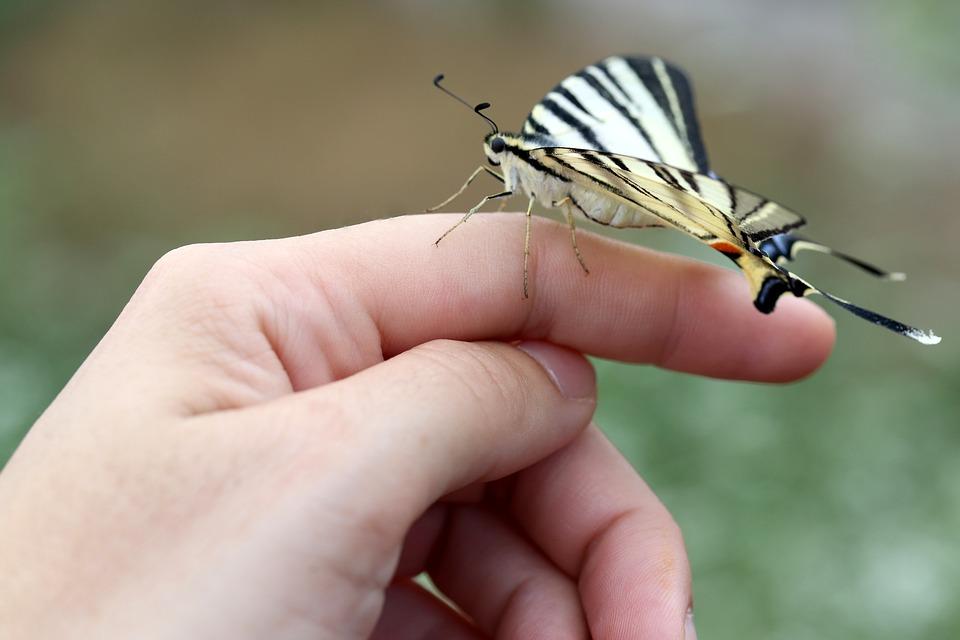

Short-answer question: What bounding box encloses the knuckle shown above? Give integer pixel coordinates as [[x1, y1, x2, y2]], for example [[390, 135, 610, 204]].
[[412, 340, 530, 419], [143, 243, 233, 298], [152, 242, 226, 275], [653, 272, 686, 369], [143, 242, 277, 306], [136, 242, 270, 334]]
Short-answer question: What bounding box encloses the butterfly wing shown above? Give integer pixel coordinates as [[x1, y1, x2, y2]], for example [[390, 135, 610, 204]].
[[538, 148, 804, 245], [757, 234, 906, 281], [522, 55, 709, 172], [533, 147, 940, 345]]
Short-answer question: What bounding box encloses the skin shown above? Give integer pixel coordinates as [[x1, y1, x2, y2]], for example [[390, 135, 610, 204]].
[[0, 214, 834, 639]]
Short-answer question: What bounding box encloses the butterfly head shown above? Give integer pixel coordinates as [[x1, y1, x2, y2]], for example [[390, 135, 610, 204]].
[[483, 133, 507, 166], [483, 133, 529, 167]]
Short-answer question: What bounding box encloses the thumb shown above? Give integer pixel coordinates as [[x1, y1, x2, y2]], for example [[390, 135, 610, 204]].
[[230, 338, 596, 532]]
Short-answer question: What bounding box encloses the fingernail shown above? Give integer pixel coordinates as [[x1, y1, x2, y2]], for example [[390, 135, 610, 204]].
[[517, 341, 595, 400], [683, 608, 697, 640]]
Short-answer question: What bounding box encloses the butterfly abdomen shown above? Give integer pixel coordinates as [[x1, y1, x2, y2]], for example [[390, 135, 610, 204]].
[[567, 186, 663, 228], [717, 246, 801, 314]]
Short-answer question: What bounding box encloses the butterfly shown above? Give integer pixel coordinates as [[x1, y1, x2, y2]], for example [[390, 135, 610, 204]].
[[427, 55, 940, 345]]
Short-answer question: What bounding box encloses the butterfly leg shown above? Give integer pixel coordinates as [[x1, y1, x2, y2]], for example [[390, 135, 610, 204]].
[[523, 196, 535, 299], [434, 190, 513, 245], [425, 165, 505, 212], [552, 196, 590, 275]]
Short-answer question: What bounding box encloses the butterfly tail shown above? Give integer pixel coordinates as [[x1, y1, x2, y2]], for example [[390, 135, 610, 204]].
[[808, 286, 941, 345], [738, 252, 940, 345], [758, 233, 906, 281]]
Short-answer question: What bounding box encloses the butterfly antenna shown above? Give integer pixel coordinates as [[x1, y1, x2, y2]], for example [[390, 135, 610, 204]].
[[433, 74, 499, 134]]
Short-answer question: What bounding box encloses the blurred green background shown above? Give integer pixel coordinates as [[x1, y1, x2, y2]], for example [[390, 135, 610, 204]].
[[1, 1, 957, 637]]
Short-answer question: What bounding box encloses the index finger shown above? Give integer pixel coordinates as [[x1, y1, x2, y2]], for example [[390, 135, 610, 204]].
[[290, 213, 833, 382]]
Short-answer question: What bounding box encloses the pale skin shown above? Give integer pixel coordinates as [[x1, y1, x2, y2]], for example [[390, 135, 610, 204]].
[[0, 214, 835, 639]]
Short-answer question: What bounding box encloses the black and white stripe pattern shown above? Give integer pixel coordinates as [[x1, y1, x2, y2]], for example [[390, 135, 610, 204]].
[[519, 56, 804, 243], [522, 56, 709, 173]]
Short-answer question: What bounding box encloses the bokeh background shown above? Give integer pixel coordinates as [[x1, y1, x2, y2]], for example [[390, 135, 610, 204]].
[[1, 1, 957, 637]]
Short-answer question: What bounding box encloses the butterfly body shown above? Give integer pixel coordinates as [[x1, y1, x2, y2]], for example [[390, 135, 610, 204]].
[[430, 56, 940, 345], [487, 133, 665, 230]]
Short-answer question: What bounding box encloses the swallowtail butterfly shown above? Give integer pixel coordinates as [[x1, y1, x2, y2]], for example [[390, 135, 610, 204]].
[[428, 55, 940, 345]]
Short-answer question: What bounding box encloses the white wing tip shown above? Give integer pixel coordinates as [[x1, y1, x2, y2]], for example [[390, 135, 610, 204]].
[[885, 272, 907, 282], [909, 329, 942, 346]]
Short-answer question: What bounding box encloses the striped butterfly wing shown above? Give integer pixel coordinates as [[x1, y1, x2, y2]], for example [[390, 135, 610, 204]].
[[522, 53, 806, 245], [534, 147, 940, 345], [523, 55, 710, 172]]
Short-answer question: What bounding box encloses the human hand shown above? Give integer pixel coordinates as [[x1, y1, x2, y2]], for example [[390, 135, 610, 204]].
[[0, 214, 834, 639]]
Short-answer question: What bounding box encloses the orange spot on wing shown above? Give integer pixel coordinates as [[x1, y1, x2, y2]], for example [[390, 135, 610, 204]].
[[711, 241, 743, 256]]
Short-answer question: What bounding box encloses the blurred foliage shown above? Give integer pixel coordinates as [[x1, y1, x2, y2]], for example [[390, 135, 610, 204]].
[[1, 2, 958, 638], [871, 0, 960, 79]]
